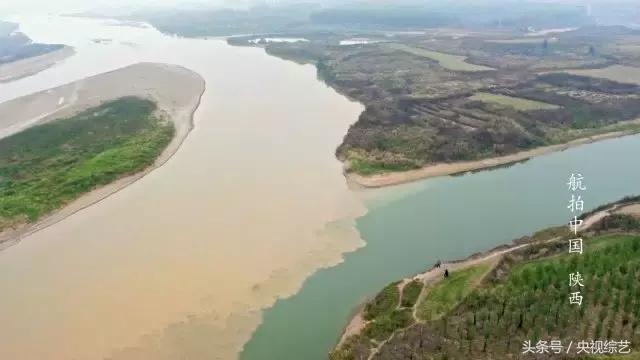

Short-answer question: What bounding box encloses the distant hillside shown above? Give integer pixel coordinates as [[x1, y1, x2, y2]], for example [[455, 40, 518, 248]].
[[134, 1, 594, 37], [0, 20, 65, 65]]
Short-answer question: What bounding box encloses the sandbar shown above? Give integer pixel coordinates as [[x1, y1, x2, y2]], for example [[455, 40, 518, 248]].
[[0, 62, 205, 249]]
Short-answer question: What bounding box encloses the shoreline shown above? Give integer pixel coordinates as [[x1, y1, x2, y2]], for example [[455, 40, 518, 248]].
[[335, 201, 636, 348], [0, 62, 206, 251], [0, 17, 375, 360], [347, 126, 640, 188], [0, 46, 75, 83], [226, 35, 640, 191]]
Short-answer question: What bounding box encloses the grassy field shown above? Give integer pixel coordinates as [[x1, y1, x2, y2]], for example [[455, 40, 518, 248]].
[[568, 65, 640, 85], [0, 97, 174, 232], [363, 282, 401, 320], [387, 43, 494, 72], [400, 280, 423, 308], [416, 264, 491, 321], [470, 92, 560, 111]]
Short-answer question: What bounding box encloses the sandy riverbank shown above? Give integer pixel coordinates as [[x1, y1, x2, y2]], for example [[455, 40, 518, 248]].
[[0, 46, 75, 83], [0, 62, 205, 250], [347, 126, 640, 188]]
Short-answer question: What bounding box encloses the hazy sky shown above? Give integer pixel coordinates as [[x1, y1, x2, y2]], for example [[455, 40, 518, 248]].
[[0, 0, 243, 16], [0, 0, 631, 18]]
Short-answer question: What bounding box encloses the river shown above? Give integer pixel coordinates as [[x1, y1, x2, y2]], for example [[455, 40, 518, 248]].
[[242, 134, 640, 360], [0, 15, 366, 360], [2, 13, 640, 360]]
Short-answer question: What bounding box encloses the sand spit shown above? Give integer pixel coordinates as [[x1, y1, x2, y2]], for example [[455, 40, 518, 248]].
[[0, 46, 75, 83], [0, 62, 205, 250], [348, 126, 640, 188]]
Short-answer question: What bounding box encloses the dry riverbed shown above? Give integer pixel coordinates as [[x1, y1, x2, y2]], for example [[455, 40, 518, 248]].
[[0, 62, 205, 249]]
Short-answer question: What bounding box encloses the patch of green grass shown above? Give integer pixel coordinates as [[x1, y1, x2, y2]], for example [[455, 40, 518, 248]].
[[387, 43, 494, 72], [470, 92, 560, 111], [400, 280, 423, 308], [363, 282, 400, 320], [0, 97, 173, 231], [362, 309, 413, 341], [348, 157, 419, 176], [416, 264, 490, 321], [345, 148, 421, 176], [546, 118, 640, 144]]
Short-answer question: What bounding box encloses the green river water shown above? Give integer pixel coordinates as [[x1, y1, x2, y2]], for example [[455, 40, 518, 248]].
[[242, 134, 640, 360]]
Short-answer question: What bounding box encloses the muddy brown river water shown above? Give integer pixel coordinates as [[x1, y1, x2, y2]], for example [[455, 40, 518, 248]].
[[0, 15, 366, 360]]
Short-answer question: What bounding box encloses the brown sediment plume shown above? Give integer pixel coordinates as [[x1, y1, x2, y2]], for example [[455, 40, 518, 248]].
[[0, 29, 368, 360]]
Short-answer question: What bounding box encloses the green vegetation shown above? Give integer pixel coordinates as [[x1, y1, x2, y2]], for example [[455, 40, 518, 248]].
[[363, 309, 413, 341], [235, 26, 640, 176], [469, 92, 560, 111], [400, 280, 423, 308], [417, 264, 490, 321], [332, 204, 640, 359], [377, 233, 640, 359], [346, 150, 420, 176], [387, 43, 494, 72], [0, 97, 173, 231], [363, 282, 400, 320], [146, 2, 640, 177]]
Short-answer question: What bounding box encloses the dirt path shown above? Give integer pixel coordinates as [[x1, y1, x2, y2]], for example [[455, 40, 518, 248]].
[[336, 242, 529, 351], [335, 203, 629, 350]]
